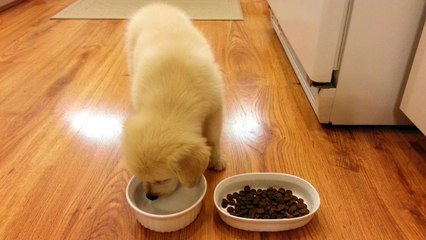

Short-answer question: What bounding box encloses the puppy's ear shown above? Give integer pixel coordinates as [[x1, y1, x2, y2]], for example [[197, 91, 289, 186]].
[[169, 144, 210, 188]]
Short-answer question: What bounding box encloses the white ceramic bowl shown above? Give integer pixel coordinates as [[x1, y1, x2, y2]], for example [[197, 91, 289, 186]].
[[214, 173, 320, 232], [126, 175, 207, 232]]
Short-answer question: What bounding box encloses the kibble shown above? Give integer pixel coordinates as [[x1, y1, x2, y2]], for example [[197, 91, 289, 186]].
[[221, 185, 310, 219]]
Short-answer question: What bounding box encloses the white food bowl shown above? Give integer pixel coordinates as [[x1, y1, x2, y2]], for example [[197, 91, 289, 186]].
[[126, 175, 207, 232], [213, 173, 320, 232]]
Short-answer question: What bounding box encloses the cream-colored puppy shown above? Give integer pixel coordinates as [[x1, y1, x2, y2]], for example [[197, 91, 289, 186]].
[[122, 4, 226, 200]]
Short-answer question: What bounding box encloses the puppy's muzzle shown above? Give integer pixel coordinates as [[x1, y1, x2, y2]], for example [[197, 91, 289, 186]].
[[146, 193, 159, 200]]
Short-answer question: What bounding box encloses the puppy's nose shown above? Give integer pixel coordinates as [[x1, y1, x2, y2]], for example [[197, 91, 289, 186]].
[[146, 193, 158, 200]]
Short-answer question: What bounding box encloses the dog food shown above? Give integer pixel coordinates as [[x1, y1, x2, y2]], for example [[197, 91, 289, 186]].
[[221, 186, 310, 219]]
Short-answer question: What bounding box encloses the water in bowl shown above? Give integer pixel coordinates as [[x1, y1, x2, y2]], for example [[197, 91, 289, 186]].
[[134, 182, 204, 215]]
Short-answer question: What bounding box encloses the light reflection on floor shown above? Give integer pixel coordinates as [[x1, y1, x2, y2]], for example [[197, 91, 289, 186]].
[[226, 111, 263, 143], [68, 108, 264, 145], [68, 109, 124, 144]]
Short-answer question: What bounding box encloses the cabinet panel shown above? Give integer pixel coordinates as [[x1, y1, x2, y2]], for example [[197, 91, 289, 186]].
[[401, 23, 426, 135], [267, 0, 349, 83]]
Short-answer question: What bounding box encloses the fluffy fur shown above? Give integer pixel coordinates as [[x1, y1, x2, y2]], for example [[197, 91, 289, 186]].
[[122, 3, 226, 200]]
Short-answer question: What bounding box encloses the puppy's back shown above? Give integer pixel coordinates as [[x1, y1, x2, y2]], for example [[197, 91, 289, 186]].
[[128, 3, 191, 35], [126, 3, 223, 118], [125, 4, 210, 75]]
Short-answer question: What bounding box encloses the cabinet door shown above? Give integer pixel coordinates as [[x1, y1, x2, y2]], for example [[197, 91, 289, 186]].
[[401, 23, 426, 135], [267, 0, 350, 83]]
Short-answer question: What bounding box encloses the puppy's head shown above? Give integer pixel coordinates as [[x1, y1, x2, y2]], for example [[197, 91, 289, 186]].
[[122, 114, 210, 200]]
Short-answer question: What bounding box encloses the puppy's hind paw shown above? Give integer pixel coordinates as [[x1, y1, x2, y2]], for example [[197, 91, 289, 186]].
[[209, 156, 226, 171]]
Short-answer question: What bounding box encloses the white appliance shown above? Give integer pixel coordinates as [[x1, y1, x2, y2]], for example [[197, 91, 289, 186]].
[[401, 22, 426, 135], [268, 0, 425, 125]]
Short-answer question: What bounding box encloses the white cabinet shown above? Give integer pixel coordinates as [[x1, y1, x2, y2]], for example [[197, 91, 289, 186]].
[[267, 0, 350, 83], [401, 23, 426, 135], [268, 0, 425, 125]]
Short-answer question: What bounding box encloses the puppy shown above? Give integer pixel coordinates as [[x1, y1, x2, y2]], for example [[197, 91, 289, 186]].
[[122, 3, 226, 200]]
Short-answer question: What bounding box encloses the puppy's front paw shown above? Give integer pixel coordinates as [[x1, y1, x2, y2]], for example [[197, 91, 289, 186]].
[[209, 155, 226, 171]]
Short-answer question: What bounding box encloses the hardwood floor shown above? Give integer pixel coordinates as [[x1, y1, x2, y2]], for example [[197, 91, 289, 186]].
[[0, 0, 425, 239]]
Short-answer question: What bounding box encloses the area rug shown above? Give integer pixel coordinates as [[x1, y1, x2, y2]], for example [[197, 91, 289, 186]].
[[51, 0, 243, 20]]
